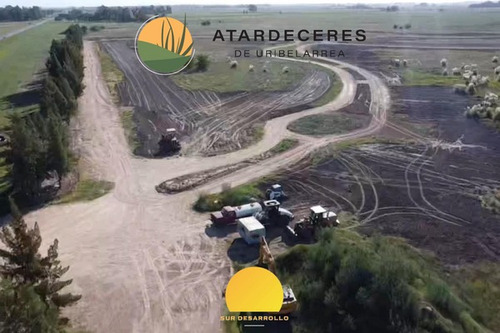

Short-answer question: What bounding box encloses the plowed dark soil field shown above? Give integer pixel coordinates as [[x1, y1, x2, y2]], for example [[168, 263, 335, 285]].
[[268, 86, 500, 264], [102, 40, 332, 156]]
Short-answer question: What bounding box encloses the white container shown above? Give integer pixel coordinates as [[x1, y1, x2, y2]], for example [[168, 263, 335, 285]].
[[237, 217, 266, 245], [234, 202, 262, 218]]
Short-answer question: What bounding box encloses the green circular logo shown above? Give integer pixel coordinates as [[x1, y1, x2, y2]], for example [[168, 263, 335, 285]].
[[135, 15, 194, 75]]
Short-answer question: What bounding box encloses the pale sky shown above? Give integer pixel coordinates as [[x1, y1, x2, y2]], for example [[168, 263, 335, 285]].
[[0, 0, 473, 9]]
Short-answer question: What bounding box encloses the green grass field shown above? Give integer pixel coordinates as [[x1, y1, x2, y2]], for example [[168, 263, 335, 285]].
[[310, 68, 343, 107], [97, 43, 124, 104], [0, 21, 69, 104], [288, 113, 365, 136], [0, 21, 70, 197], [137, 41, 191, 73], [174, 10, 500, 36], [172, 58, 313, 93], [85, 10, 500, 41], [0, 21, 32, 36], [55, 180, 114, 204], [401, 69, 463, 86], [377, 49, 499, 90]]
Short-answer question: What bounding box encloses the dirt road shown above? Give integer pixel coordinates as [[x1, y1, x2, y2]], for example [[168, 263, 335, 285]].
[[25, 41, 389, 333], [0, 18, 51, 41]]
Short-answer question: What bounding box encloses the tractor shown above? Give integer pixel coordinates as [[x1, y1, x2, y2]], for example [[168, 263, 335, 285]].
[[157, 128, 181, 156], [287, 205, 338, 242]]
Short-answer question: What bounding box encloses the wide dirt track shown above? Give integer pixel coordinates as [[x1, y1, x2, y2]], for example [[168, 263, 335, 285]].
[[25, 41, 389, 333], [103, 40, 331, 156]]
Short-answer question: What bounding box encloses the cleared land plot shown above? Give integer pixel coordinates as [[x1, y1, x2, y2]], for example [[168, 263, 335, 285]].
[[265, 86, 500, 265], [102, 40, 332, 156], [288, 83, 371, 135]]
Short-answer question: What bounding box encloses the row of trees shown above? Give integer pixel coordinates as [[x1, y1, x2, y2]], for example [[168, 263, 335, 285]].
[[0, 200, 80, 331], [9, 24, 85, 205], [0, 5, 46, 21], [469, 1, 500, 8], [55, 5, 172, 22]]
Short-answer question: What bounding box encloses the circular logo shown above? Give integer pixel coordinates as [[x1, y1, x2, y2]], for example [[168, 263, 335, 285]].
[[225, 267, 283, 312], [135, 15, 194, 75]]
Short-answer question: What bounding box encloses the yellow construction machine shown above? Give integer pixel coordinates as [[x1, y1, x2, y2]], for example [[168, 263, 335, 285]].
[[258, 237, 298, 315]]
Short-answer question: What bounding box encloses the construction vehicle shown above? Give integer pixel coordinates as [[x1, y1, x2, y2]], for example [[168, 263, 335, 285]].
[[157, 128, 181, 155], [210, 202, 262, 226], [253, 200, 294, 227], [258, 237, 298, 314], [287, 205, 338, 241], [237, 217, 266, 245], [266, 184, 286, 201]]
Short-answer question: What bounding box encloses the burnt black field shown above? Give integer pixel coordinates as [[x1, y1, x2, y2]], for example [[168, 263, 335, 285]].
[[270, 86, 500, 264]]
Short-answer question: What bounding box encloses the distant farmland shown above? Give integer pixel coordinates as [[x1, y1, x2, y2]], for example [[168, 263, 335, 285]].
[[0, 22, 69, 113], [0, 21, 70, 199], [0, 21, 31, 37]]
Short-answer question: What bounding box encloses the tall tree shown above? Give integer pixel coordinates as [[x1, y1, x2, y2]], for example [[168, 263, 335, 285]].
[[46, 112, 69, 175], [0, 279, 61, 332], [0, 199, 81, 307], [9, 114, 48, 199]]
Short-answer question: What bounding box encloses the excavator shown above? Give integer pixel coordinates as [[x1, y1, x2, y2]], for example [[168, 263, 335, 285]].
[[258, 237, 298, 315]]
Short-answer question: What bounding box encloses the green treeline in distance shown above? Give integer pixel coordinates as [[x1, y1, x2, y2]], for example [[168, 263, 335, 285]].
[[6, 24, 85, 209], [55, 5, 172, 22], [0, 6, 47, 22]]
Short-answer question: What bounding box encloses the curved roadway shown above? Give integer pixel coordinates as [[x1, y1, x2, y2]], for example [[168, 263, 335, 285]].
[[25, 41, 390, 333]]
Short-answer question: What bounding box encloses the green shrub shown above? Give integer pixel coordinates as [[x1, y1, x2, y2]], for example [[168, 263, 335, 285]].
[[426, 281, 468, 320], [276, 229, 484, 333], [195, 54, 210, 72], [193, 183, 263, 212]]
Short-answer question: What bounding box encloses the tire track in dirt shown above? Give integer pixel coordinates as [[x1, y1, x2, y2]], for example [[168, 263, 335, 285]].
[[103, 40, 331, 156]]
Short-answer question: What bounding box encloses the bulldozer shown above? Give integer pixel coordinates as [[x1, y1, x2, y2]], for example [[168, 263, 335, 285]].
[[258, 237, 298, 315], [157, 128, 181, 155], [287, 205, 338, 242]]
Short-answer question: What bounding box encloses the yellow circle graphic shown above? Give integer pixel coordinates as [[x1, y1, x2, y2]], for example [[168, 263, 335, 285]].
[[136, 15, 194, 75], [225, 267, 283, 312]]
